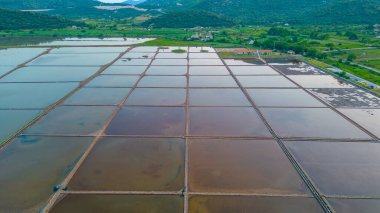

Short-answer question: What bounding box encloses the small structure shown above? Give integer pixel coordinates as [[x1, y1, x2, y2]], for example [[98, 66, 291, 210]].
[[287, 50, 295, 55], [189, 32, 213, 41]]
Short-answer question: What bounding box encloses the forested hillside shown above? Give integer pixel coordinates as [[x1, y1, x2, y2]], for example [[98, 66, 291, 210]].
[[0, 9, 83, 30], [142, 10, 235, 27], [138, 0, 380, 25]]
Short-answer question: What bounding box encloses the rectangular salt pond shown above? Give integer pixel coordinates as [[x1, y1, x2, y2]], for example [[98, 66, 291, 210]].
[[338, 109, 380, 138], [64, 88, 131, 106], [189, 59, 224, 66], [155, 53, 187, 59], [189, 66, 229, 75], [137, 76, 186, 88], [189, 196, 323, 213], [286, 141, 380, 196], [86, 75, 139, 88], [0, 48, 47, 65], [24, 106, 116, 135], [189, 76, 238, 88], [189, 89, 251, 106], [69, 137, 185, 191], [0, 83, 78, 109], [310, 88, 380, 108], [288, 75, 354, 88], [49, 195, 183, 213], [122, 52, 156, 59], [125, 88, 186, 106], [0, 66, 15, 76], [106, 107, 186, 136], [0, 66, 99, 82], [0, 110, 42, 143], [237, 76, 298, 88], [0, 136, 93, 212], [50, 47, 128, 54], [28, 53, 120, 66], [189, 107, 271, 137], [152, 59, 188, 66], [145, 66, 187, 75], [247, 89, 325, 107], [103, 66, 147, 75], [261, 108, 371, 139], [189, 139, 309, 194], [229, 66, 280, 75]]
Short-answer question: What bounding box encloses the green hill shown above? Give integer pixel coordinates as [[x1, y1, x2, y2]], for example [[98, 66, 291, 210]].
[[0, 9, 84, 30], [139, 0, 380, 25], [142, 10, 235, 28], [0, 0, 97, 10]]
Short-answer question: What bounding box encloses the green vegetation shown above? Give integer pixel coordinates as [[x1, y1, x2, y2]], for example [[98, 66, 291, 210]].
[[0, 9, 83, 30], [141, 10, 235, 28], [171, 49, 187, 53], [322, 58, 380, 85], [134, 0, 380, 25]]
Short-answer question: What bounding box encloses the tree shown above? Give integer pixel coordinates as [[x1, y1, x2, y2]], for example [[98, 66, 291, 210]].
[[347, 53, 357, 62]]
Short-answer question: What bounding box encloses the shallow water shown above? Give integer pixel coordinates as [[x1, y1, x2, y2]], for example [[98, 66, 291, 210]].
[[286, 141, 380, 196], [0, 136, 93, 212], [189, 196, 323, 213], [50, 194, 183, 213], [69, 137, 185, 191], [189, 107, 271, 137], [189, 139, 309, 194], [107, 107, 186, 136]]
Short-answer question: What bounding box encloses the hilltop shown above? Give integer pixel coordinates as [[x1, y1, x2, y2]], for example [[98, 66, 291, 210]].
[[0, 8, 84, 30]]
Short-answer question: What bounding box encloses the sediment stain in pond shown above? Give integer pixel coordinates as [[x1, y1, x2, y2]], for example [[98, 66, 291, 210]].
[[0, 136, 93, 212], [69, 137, 184, 191], [188, 139, 310, 194], [286, 141, 380, 196], [0, 110, 42, 143], [50, 194, 183, 213], [288, 75, 353, 88], [107, 107, 186, 136], [310, 88, 380, 108], [189, 196, 323, 213]]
